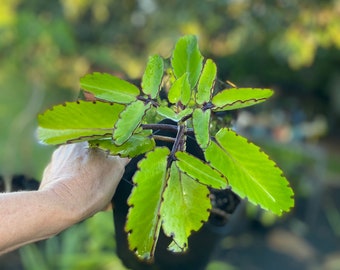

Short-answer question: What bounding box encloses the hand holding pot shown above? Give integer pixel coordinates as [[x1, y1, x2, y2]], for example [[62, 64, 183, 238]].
[[0, 142, 128, 254]]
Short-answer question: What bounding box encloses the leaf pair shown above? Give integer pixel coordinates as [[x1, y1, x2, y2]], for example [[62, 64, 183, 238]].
[[126, 147, 227, 259], [80, 54, 164, 104], [79, 55, 164, 146], [80, 55, 164, 103], [191, 87, 273, 150], [38, 101, 154, 158]]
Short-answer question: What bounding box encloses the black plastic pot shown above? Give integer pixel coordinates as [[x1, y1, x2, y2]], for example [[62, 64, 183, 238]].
[[112, 120, 245, 270]]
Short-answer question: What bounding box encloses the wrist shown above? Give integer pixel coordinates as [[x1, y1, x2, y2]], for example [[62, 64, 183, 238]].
[[39, 188, 83, 230], [0, 189, 82, 254]]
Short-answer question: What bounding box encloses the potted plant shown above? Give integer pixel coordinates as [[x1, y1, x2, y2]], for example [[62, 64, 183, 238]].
[[37, 35, 294, 269]]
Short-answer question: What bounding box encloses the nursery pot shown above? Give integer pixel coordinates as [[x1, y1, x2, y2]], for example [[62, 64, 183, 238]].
[[112, 119, 245, 270]]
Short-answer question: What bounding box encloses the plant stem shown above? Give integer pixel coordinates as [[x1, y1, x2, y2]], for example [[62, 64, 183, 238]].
[[137, 96, 158, 107], [142, 123, 194, 134], [152, 135, 176, 143], [202, 102, 214, 111], [142, 123, 178, 132], [167, 124, 185, 168]]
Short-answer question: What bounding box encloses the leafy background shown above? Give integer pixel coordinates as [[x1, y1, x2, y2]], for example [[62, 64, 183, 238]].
[[0, 0, 339, 269]]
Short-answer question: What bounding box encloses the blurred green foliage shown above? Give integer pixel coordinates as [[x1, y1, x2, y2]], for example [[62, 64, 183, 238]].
[[19, 212, 128, 270], [0, 0, 339, 269], [1, 0, 340, 177]]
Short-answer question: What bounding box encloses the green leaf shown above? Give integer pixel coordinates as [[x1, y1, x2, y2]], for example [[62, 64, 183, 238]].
[[38, 101, 125, 145], [168, 73, 191, 105], [171, 35, 203, 88], [196, 59, 216, 105], [141, 55, 164, 98], [211, 88, 274, 111], [125, 147, 170, 260], [80, 72, 140, 104], [205, 128, 294, 215], [156, 106, 193, 122], [192, 108, 211, 149], [175, 151, 228, 189], [113, 100, 151, 145], [89, 132, 155, 158], [161, 164, 211, 252], [176, 108, 193, 121], [156, 106, 177, 120]]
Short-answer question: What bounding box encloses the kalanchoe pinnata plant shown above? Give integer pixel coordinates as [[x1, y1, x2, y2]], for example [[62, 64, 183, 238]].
[[37, 35, 294, 260]]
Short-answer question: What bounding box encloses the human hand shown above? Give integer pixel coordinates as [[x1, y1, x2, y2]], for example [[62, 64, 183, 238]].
[[39, 142, 129, 221]]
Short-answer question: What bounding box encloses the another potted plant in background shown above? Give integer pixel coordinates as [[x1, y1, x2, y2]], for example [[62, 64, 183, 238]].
[[37, 35, 294, 269]]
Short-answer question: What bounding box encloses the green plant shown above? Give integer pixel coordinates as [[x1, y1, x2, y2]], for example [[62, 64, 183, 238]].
[[37, 35, 294, 261], [20, 212, 128, 270]]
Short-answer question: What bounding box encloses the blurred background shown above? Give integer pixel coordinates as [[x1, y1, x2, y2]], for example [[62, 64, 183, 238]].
[[0, 0, 339, 269]]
